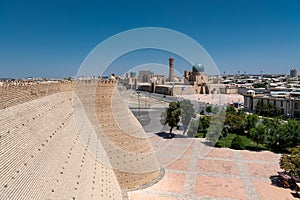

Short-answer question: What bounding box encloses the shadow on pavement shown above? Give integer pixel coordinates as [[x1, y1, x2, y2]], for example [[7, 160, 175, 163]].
[[155, 131, 186, 139], [290, 192, 300, 198]]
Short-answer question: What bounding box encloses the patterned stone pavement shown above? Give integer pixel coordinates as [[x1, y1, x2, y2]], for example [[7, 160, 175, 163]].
[[128, 133, 297, 200]]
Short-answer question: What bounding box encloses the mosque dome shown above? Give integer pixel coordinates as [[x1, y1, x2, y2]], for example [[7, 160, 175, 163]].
[[150, 70, 154, 75], [192, 63, 204, 73], [130, 70, 136, 75]]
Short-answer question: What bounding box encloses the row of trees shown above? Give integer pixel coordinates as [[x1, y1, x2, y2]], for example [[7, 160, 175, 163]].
[[161, 100, 300, 152], [195, 106, 247, 136], [223, 106, 300, 151], [255, 100, 281, 117], [250, 117, 300, 151], [223, 105, 300, 151]]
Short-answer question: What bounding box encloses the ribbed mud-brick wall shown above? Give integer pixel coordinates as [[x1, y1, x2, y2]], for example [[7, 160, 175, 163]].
[[0, 81, 73, 110], [0, 91, 123, 199], [95, 80, 160, 189]]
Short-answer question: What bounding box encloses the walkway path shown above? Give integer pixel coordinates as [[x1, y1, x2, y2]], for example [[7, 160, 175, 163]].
[[128, 134, 295, 200]]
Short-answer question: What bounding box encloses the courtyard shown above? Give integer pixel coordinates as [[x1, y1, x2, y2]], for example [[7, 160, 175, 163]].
[[128, 133, 295, 200]]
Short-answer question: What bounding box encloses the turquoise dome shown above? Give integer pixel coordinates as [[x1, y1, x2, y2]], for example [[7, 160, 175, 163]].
[[192, 63, 204, 72], [130, 70, 136, 75], [150, 70, 154, 74]]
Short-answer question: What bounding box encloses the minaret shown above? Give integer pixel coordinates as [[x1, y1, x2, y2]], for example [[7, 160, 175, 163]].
[[169, 57, 174, 82]]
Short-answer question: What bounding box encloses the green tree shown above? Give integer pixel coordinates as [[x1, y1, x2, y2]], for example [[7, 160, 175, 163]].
[[225, 113, 244, 134], [206, 106, 212, 113], [226, 106, 236, 115], [221, 127, 228, 138], [280, 146, 300, 177], [263, 118, 300, 151], [255, 100, 263, 115], [256, 100, 281, 117], [237, 109, 246, 117], [263, 117, 284, 150], [224, 106, 244, 134], [199, 116, 211, 133], [244, 114, 258, 133], [230, 136, 244, 150], [285, 119, 300, 148], [249, 124, 266, 149], [162, 101, 181, 136], [180, 100, 195, 135]]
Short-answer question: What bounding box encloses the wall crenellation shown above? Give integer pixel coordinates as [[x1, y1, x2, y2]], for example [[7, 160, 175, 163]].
[[0, 81, 73, 110]]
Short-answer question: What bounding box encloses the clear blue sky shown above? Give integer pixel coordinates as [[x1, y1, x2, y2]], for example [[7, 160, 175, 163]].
[[0, 0, 299, 78]]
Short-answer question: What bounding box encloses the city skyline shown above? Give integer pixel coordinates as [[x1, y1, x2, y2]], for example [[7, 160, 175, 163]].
[[1, 0, 300, 78]]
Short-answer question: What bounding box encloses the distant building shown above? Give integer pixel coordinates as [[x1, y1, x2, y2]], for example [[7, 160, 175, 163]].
[[243, 90, 300, 119], [130, 70, 137, 78], [290, 69, 298, 78], [184, 63, 210, 94], [139, 70, 152, 83]]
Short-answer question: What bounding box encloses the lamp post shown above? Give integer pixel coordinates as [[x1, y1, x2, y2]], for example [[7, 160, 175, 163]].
[[144, 92, 146, 108], [137, 91, 141, 117]]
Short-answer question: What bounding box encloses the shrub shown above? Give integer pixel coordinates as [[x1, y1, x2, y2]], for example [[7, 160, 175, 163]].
[[230, 136, 244, 150], [195, 132, 205, 138], [215, 141, 222, 148]]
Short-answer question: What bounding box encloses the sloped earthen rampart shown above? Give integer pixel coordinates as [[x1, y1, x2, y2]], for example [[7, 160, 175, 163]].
[[0, 79, 161, 199], [0, 91, 123, 199]]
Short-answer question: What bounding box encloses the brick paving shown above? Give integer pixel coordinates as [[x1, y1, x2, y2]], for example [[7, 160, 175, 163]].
[[128, 133, 296, 200]]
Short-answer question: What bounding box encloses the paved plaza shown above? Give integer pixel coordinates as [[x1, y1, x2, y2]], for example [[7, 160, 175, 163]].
[[128, 134, 296, 200]]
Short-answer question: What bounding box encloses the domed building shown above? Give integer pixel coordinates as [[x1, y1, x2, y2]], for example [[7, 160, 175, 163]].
[[192, 63, 205, 73], [184, 63, 210, 94], [130, 70, 136, 78]]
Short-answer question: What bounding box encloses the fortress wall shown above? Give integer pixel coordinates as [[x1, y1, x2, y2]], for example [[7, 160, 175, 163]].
[[0, 81, 73, 110], [74, 80, 160, 190], [0, 78, 161, 199], [95, 81, 160, 189], [0, 91, 122, 200], [96, 82, 154, 152]]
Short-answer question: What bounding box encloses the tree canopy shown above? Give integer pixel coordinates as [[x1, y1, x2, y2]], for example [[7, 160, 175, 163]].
[[244, 114, 258, 133], [280, 146, 300, 177], [255, 100, 281, 117], [230, 135, 244, 150], [225, 107, 244, 134], [249, 123, 267, 148], [247, 117, 300, 151], [181, 104, 300, 152], [161, 101, 181, 136], [205, 106, 212, 113]]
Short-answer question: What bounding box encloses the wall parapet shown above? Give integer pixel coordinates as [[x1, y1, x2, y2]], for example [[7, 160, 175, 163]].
[[0, 81, 74, 110]]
